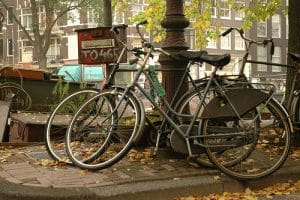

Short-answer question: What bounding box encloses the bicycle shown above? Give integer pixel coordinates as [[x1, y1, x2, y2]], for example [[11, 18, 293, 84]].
[[44, 24, 147, 163], [64, 21, 292, 180], [45, 23, 214, 165]]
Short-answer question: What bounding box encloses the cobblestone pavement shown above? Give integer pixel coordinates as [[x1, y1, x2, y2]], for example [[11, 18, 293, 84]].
[[0, 144, 219, 189]]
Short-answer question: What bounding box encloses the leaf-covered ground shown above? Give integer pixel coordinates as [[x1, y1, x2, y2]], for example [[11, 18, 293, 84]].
[[175, 180, 300, 200]]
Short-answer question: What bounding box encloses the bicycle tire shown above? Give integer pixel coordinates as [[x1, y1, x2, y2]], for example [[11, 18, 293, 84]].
[[45, 89, 99, 163], [204, 98, 291, 180], [65, 89, 142, 170]]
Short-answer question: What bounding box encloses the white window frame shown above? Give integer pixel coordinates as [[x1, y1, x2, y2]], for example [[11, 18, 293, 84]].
[[211, 0, 217, 18], [220, 27, 231, 50], [7, 7, 13, 25], [272, 14, 281, 38], [257, 21, 267, 37], [286, 16, 289, 39], [234, 0, 245, 20], [257, 46, 267, 72], [113, 5, 125, 24], [21, 8, 32, 29], [272, 47, 281, 72], [67, 7, 80, 26], [186, 28, 196, 49], [234, 30, 245, 50], [219, 0, 231, 19]]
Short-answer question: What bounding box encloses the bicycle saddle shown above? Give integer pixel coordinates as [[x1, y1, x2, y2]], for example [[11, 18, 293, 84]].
[[177, 50, 231, 68], [289, 52, 300, 62]]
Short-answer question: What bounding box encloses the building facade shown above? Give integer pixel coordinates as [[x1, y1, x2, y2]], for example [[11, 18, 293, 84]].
[[184, 0, 288, 92], [0, 0, 149, 69], [0, 0, 289, 90]]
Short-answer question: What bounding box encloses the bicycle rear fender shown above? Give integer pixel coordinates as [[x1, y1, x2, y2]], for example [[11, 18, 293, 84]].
[[201, 88, 269, 119]]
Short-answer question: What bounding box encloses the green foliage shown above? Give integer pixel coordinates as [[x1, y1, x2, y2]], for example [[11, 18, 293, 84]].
[[130, 0, 166, 43], [242, 0, 283, 30], [52, 77, 70, 103], [123, 0, 285, 48]]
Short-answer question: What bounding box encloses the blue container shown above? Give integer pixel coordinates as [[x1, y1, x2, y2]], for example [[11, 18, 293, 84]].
[[58, 65, 103, 82]]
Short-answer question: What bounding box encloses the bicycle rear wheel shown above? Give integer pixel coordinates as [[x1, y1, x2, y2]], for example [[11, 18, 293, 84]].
[[65, 89, 142, 170], [204, 98, 291, 180], [45, 89, 99, 163]]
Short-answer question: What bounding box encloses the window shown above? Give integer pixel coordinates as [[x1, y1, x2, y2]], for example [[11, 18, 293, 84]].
[[257, 21, 267, 37], [286, 16, 289, 39], [114, 5, 125, 24], [235, 30, 245, 50], [185, 0, 192, 6], [220, 27, 231, 50], [257, 46, 267, 72], [7, 7, 13, 24], [67, 7, 80, 26], [21, 8, 32, 29], [47, 38, 61, 63], [272, 47, 281, 72], [7, 39, 13, 56], [272, 14, 281, 38], [211, 0, 217, 18], [21, 40, 33, 62], [185, 28, 196, 49], [235, 0, 245, 20], [206, 27, 217, 49], [87, 9, 97, 27], [131, 3, 144, 16], [219, 0, 231, 19]]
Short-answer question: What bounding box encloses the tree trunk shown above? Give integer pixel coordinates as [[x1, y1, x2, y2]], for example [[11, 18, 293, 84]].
[[38, 54, 48, 70], [287, 0, 300, 143], [286, 0, 300, 104], [103, 0, 112, 26]]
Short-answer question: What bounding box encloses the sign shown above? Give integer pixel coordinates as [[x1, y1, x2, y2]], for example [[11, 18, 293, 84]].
[[76, 26, 127, 64]]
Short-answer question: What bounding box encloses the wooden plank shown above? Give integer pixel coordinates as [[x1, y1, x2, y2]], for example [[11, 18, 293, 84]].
[[0, 101, 11, 142]]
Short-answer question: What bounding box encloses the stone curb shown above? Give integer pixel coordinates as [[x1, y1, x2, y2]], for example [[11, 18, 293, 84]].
[[0, 164, 300, 200]]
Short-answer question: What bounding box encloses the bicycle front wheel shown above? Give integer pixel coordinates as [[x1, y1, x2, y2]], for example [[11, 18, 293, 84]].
[[204, 98, 291, 180], [45, 89, 99, 163], [65, 89, 142, 170]]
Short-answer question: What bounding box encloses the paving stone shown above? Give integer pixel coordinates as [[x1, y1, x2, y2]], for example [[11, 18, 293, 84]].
[[85, 181, 114, 188], [113, 171, 131, 179], [22, 183, 50, 187], [1, 162, 32, 170], [0, 171, 12, 178], [5, 177, 23, 184], [161, 164, 176, 171]]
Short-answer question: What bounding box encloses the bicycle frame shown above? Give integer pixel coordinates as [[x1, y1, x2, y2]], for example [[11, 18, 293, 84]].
[[108, 44, 273, 156]]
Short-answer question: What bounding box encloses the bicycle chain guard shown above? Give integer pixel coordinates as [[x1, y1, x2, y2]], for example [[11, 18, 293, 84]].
[[201, 88, 269, 119]]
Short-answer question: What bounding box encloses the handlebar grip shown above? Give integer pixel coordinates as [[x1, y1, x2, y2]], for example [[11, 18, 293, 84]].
[[270, 41, 275, 56], [221, 27, 233, 36], [111, 24, 128, 34]]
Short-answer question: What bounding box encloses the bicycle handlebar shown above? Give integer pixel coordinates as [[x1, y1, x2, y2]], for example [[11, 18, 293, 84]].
[[110, 24, 128, 34], [220, 27, 274, 56]]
